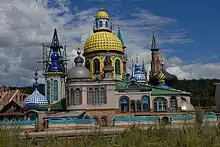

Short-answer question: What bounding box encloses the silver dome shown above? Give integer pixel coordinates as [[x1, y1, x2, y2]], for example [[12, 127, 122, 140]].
[[67, 66, 90, 79]]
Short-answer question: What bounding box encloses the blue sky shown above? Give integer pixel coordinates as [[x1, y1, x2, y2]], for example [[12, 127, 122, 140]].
[[68, 0, 220, 64], [1, 0, 220, 86]]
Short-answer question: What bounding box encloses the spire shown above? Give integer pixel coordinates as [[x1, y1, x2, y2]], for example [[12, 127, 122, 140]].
[[117, 26, 124, 46], [47, 29, 63, 72], [74, 48, 84, 67], [142, 59, 146, 73], [51, 28, 63, 51], [151, 25, 159, 50], [33, 68, 39, 90]]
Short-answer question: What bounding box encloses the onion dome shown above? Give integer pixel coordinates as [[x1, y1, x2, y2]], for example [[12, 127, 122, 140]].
[[67, 49, 91, 79], [155, 71, 169, 88], [84, 31, 124, 55], [24, 69, 48, 107], [96, 8, 109, 20], [150, 65, 178, 87]]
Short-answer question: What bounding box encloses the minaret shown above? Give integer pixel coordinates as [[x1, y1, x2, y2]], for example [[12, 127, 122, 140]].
[[43, 29, 66, 104], [118, 26, 128, 81], [150, 25, 161, 77]]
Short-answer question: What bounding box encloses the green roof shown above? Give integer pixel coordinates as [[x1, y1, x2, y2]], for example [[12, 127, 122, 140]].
[[115, 80, 190, 96]]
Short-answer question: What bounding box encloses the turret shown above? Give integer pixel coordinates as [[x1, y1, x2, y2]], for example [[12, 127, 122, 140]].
[[43, 29, 66, 104], [133, 55, 146, 83], [93, 8, 112, 32]]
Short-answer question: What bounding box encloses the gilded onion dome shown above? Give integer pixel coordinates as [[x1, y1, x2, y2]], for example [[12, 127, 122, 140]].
[[84, 31, 124, 55]]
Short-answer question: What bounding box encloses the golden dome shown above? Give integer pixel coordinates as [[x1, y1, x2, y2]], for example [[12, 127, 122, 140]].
[[84, 31, 124, 55], [96, 8, 109, 19], [157, 71, 165, 83]]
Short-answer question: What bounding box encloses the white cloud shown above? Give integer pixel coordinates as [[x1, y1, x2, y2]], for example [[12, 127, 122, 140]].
[[0, 0, 218, 86]]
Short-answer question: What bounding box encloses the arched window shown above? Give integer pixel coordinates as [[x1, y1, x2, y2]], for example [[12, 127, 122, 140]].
[[101, 117, 107, 127], [70, 89, 75, 105], [88, 88, 93, 104], [120, 97, 129, 112], [93, 58, 100, 74], [142, 96, 149, 112], [100, 87, 106, 104], [130, 100, 135, 112], [94, 88, 99, 104], [154, 97, 167, 112], [47, 80, 50, 101], [136, 100, 142, 112], [96, 21, 98, 28], [105, 21, 108, 28], [115, 59, 121, 74], [53, 80, 58, 101], [75, 88, 82, 105], [99, 21, 103, 27], [66, 89, 69, 106], [170, 96, 178, 112], [85, 60, 90, 71]]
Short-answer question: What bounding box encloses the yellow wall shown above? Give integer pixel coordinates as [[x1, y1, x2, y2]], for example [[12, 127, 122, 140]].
[[88, 55, 123, 80]]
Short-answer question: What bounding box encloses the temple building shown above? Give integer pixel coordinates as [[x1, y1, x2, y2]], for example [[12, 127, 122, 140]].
[[26, 8, 195, 126]]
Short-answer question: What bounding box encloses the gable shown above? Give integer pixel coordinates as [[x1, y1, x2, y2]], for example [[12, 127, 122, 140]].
[[115, 80, 190, 96], [0, 100, 23, 113], [115, 80, 151, 92]]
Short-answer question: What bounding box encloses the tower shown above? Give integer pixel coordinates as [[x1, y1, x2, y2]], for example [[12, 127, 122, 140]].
[[150, 25, 161, 77], [133, 55, 146, 83], [83, 8, 125, 80], [40, 29, 68, 104]]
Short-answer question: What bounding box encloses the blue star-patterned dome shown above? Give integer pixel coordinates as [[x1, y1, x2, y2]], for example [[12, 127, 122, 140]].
[[24, 69, 48, 107]]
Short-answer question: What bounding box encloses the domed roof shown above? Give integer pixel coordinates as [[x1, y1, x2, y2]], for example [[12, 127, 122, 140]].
[[96, 8, 109, 19], [67, 66, 91, 79], [67, 49, 91, 80], [24, 90, 49, 106], [84, 31, 124, 55], [150, 68, 178, 86], [24, 69, 48, 107]]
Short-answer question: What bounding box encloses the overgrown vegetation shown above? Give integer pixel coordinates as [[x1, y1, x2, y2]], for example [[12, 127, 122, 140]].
[[1, 125, 220, 147]]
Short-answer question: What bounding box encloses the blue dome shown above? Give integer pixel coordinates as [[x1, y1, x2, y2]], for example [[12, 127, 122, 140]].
[[24, 89, 49, 106], [156, 83, 169, 89], [51, 53, 59, 60]]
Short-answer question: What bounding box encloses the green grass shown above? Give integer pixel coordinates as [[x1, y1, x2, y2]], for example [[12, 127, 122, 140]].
[[1, 125, 220, 147]]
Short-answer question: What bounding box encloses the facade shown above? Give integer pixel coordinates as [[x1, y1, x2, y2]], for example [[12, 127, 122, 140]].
[[21, 8, 195, 127]]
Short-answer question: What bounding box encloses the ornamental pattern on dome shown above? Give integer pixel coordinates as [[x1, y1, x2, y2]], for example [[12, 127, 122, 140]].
[[84, 32, 124, 55], [24, 69, 48, 106]]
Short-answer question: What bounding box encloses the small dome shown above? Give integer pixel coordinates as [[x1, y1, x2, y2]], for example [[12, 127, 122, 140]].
[[157, 71, 165, 83], [24, 90, 48, 106], [67, 49, 91, 80], [67, 66, 91, 79], [84, 31, 124, 55], [96, 8, 109, 19], [150, 68, 178, 86]]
